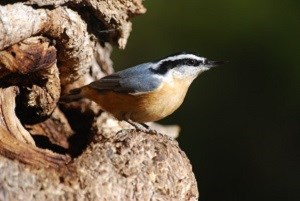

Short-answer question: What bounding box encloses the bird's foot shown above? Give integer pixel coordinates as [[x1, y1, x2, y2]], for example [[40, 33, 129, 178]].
[[125, 120, 158, 135]]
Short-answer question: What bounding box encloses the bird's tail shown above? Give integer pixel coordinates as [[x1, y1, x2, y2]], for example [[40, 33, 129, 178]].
[[60, 88, 83, 103]]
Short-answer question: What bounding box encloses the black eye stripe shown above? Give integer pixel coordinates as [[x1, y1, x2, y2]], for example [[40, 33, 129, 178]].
[[187, 59, 202, 66], [150, 58, 202, 74]]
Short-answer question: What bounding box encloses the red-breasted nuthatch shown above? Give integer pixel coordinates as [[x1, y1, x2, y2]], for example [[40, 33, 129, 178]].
[[61, 52, 225, 132]]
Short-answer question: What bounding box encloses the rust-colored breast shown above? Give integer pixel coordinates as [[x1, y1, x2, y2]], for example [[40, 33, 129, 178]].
[[82, 78, 191, 123]]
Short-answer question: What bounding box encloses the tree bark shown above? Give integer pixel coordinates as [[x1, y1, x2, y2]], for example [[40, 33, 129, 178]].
[[0, 1, 198, 200]]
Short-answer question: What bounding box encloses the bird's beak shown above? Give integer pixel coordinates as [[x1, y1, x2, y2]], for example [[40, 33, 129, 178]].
[[204, 60, 228, 68]]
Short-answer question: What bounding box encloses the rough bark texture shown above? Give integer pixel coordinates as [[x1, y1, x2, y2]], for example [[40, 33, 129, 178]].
[[0, 1, 198, 200]]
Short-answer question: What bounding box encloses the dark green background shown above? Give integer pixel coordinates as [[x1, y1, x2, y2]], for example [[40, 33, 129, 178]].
[[112, 1, 300, 200]]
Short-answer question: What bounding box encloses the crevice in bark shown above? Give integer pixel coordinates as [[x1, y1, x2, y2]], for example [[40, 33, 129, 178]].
[[0, 0, 24, 6], [61, 107, 96, 157], [66, 4, 120, 45]]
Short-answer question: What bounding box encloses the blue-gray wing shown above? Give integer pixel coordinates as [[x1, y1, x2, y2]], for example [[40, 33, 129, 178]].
[[88, 63, 161, 94]]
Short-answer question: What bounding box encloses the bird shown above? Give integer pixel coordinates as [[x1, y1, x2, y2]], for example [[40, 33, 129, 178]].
[[60, 52, 225, 133]]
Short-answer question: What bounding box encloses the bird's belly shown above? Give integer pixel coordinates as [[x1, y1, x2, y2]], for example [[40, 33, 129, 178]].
[[83, 82, 189, 123], [130, 90, 186, 122]]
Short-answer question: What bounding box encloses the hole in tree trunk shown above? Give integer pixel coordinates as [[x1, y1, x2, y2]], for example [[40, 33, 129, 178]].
[[61, 107, 95, 158], [15, 90, 95, 157]]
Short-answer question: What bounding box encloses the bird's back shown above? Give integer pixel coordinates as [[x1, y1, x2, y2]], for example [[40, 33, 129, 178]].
[[88, 62, 162, 94]]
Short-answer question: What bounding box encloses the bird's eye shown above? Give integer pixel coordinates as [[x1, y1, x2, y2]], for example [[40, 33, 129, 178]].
[[188, 59, 196, 66]]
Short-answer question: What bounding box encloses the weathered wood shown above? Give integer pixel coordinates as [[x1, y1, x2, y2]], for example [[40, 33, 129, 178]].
[[0, 1, 198, 200]]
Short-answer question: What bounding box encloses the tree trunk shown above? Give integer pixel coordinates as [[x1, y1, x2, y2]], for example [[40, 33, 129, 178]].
[[0, 1, 198, 200]]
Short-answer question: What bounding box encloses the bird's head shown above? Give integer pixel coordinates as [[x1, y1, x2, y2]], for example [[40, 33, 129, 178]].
[[151, 52, 226, 82]]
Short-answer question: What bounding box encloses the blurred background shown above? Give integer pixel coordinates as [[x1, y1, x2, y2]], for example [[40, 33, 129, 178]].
[[112, 1, 300, 200]]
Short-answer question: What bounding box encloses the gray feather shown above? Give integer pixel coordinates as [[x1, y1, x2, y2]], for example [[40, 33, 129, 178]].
[[89, 63, 162, 94]]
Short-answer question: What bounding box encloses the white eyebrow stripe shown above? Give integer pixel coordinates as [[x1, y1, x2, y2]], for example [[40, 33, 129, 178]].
[[159, 54, 205, 63], [151, 54, 207, 70]]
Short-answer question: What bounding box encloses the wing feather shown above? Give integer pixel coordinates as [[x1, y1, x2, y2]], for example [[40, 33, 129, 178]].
[[88, 63, 161, 94]]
